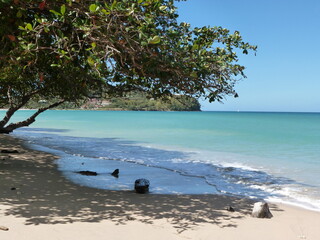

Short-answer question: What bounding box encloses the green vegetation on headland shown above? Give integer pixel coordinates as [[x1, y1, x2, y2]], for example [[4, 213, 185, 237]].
[[104, 93, 201, 111], [24, 92, 201, 111]]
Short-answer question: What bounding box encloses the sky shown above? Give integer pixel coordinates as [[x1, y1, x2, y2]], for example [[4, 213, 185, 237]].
[[176, 0, 320, 112]]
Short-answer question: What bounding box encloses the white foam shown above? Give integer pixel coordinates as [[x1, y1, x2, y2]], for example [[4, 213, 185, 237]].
[[15, 134, 320, 212], [137, 142, 265, 172], [250, 184, 320, 212], [266, 196, 320, 212]]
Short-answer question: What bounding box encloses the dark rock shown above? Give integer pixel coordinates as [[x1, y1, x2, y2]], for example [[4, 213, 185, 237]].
[[76, 170, 98, 176], [223, 167, 235, 172], [126, 216, 136, 221], [134, 178, 150, 194], [1, 149, 19, 153], [252, 202, 273, 218], [11, 187, 16, 191], [111, 169, 119, 178], [226, 206, 235, 212]]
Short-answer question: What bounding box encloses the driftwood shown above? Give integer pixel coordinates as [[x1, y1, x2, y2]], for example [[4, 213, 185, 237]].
[[0, 226, 9, 231], [1, 149, 19, 153], [76, 170, 98, 176]]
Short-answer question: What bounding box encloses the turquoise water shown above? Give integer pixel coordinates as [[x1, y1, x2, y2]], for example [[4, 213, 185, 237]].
[[2, 110, 320, 210]]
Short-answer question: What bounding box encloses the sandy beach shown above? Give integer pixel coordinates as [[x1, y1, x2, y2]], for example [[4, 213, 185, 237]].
[[1, 134, 320, 240]]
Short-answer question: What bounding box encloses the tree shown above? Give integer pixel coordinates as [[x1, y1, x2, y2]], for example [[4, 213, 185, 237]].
[[0, 0, 256, 133]]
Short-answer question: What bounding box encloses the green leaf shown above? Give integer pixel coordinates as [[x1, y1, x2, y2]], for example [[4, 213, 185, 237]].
[[16, 10, 22, 18], [111, 1, 117, 10], [148, 35, 161, 44], [87, 56, 95, 66], [159, 6, 167, 11], [21, 44, 28, 50], [26, 23, 33, 31], [89, 4, 98, 12], [60, 4, 66, 15], [91, 42, 96, 49], [26, 43, 35, 50], [190, 72, 198, 78], [50, 64, 61, 67], [50, 10, 61, 16], [192, 44, 199, 51], [102, 9, 110, 15]]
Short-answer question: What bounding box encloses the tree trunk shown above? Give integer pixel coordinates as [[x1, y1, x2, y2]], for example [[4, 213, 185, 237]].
[[0, 104, 27, 129], [0, 93, 31, 129], [0, 107, 18, 129], [0, 128, 12, 134], [0, 100, 65, 134]]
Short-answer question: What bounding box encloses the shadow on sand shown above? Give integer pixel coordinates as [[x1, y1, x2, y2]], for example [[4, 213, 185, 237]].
[[0, 135, 282, 233]]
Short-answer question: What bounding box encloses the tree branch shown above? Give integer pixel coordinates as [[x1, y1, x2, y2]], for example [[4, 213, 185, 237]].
[[1, 100, 65, 134]]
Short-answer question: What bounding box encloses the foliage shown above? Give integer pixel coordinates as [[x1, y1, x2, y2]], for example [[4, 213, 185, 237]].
[[103, 92, 201, 111], [0, 0, 256, 133], [23, 93, 201, 111]]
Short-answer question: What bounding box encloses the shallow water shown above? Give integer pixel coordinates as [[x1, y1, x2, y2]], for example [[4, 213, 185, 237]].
[[3, 110, 320, 211]]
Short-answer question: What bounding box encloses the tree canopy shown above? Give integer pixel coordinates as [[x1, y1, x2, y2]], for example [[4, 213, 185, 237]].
[[0, 0, 256, 133]]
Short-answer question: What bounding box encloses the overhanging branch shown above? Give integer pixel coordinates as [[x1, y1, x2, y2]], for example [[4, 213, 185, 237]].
[[0, 100, 65, 134]]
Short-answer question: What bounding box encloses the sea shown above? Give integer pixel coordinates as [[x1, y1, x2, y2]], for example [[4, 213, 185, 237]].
[[2, 110, 320, 211]]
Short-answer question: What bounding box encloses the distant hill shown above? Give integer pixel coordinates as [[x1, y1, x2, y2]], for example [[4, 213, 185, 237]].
[[25, 92, 201, 111], [97, 92, 201, 111]]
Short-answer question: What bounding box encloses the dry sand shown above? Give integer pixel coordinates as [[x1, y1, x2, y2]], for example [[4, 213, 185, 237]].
[[1, 134, 320, 240]]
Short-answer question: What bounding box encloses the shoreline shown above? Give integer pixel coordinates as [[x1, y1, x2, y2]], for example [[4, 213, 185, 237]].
[[1, 109, 320, 113], [17, 129, 320, 212], [1, 134, 320, 239]]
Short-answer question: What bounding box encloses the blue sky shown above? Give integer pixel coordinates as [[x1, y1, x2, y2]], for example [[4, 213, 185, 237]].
[[176, 0, 320, 112]]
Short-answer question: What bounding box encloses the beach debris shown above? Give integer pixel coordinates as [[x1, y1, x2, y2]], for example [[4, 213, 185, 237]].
[[251, 202, 273, 218], [223, 167, 235, 172], [126, 216, 136, 221], [226, 206, 235, 212], [111, 169, 119, 178], [134, 178, 150, 194], [1, 149, 19, 154], [76, 170, 98, 176], [0, 226, 9, 231]]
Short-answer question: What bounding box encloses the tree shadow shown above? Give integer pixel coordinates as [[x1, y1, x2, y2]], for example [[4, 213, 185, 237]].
[[0, 137, 266, 232]]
